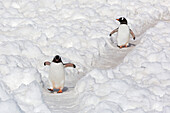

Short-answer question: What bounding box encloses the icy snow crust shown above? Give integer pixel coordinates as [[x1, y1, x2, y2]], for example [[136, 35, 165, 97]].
[[0, 0, 170, 113]]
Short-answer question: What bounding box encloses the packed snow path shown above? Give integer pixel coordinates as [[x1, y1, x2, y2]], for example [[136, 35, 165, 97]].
[[93, 41, 139, 69], [43, 39, 139, 113], [43, 87, 79, 113]]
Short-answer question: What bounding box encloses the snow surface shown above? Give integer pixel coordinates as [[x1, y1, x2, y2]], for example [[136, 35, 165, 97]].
[[0, 0, 170, 113]]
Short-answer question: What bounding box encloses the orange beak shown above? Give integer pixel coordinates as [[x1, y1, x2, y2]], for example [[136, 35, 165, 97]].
[[116, 19, 119, 21]]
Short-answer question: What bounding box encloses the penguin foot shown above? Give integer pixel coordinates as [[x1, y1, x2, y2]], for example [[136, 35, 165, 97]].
[[117, 45, 128, 48], [57, 89, 62, 93], [117, 45, 123, 48], [118, 46, 123, 49]]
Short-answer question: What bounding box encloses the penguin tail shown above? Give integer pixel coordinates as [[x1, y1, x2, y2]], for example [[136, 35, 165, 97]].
[[48, 88, 54, 93]]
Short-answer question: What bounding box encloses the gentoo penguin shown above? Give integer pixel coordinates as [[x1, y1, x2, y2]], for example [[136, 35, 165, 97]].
[[109, 17, 135, 48], [44, 55, 76, 93]]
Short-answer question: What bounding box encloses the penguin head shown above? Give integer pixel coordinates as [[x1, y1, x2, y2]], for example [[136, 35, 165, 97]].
[[116, 17, 128, 24], [52, 55, 62, 63]]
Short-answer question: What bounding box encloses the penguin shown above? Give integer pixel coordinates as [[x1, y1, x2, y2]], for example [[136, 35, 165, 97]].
[[44, 55, 76, 93], [109, 17, 135, 48]]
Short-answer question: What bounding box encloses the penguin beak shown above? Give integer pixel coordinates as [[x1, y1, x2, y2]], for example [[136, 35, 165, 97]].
[[116, 19, 119, 21]]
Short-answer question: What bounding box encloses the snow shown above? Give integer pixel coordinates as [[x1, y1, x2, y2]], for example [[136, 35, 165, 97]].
[[75, 21, 170, 112], [0, 0, 170, 113]]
